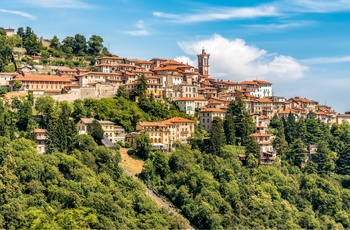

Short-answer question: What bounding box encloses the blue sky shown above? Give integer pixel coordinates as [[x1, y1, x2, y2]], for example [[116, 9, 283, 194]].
[[1, 0, 350, 113]]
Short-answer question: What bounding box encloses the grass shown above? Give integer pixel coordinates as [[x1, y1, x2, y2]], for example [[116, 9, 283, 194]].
[[119, 147, 144, 176]]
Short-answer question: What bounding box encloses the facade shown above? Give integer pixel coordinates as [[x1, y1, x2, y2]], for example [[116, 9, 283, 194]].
[[240, 80, 273, 98], [5, 27, 15, 37], [77, 118, 126, 143], [250, 114, 275, 165], [336, 114, 350, 124], [9, 74, 72, 94], [0, 73, 17, 86], [175, 98, 195, 115], [175, 97, 208, 115], [199, 108, 226, 131], [33, 129, 47, 153], [78, 72, 122, 87], [131, 117, 195, 151]]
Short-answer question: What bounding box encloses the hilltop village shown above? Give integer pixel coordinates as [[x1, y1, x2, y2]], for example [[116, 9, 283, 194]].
[[5, 26, 350, 229], [1, 27, 349, 164]]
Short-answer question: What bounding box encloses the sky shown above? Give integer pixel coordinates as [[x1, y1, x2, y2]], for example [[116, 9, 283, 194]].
[[1, 0, 350, 113]]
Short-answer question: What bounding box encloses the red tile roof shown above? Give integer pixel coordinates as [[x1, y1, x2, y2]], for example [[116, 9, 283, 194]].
[[12, 75, 72, 82], [200, 108, 226, 113], [166, 117, 194, 123]]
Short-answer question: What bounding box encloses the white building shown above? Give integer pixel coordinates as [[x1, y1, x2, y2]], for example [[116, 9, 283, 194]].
[[199, 108, 226, 131], [33, 129, 47, 153]]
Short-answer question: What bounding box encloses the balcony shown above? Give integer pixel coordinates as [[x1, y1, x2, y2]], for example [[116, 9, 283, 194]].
[[181, 130, 189, 135]]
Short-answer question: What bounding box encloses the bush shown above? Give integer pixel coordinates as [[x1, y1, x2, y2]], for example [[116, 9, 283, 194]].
[[127, 149, 134, 155], [124, 142, 131, 148], [117, 141, 124, 147], [115, 144, 120, 150]]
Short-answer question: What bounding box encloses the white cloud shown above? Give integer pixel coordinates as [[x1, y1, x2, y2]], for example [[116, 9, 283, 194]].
[[122, 20, 151, 36], [19, 0, 91, 9], [177, 34, 308, 82], [301, 56, 350, 64], [153, 1, 350, 25], [174, 56, 196, 67], [153, 5, 279, 23], [0, 8, 36, 20], [245, 20, 315, 31], [281, 0, 350, 13]]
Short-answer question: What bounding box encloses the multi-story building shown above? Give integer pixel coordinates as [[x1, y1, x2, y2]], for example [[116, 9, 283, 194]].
[[199, 108, 226, 131], [175, 97, 208, 115], [0, 73, 17, 86], [9, 74, 72, 94], [77, 118, 125, 143], [77, 72, 123, 87], [240, 80, 272, 98], [336, 113, 350, 124], [33, 129, 48, 153], [128, 117, 195, 151], [250, 114, 275, 165]]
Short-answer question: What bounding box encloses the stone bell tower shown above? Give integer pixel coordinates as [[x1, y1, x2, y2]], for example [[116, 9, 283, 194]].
[[197, 48, 210, 77]]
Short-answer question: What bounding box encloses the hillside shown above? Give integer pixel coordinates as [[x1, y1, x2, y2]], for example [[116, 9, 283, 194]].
[[0, 136, 186, 229]]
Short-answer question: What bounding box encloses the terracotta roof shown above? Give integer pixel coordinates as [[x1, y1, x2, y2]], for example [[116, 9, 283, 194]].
[[161, 59, 183, 65], [166, 117, 194, 123], [12, 75, 72, 83], [138, 122, 168, 127], [255, 80, 272, 85], [33, 129, 47, 133], [278, 109, 297, 114], [97, 63, 135, 67], [176, 97, 207, 101], [200, 108, 226, 113], [153, 66, 180, 71], [250, 133, 272, 137], [240, 81, 258, 85], [255, 98, 272, 103], [80, 118, 94, 124]]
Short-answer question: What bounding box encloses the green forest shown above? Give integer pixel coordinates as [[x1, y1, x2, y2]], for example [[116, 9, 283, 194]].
[[0, 26, 112, 72], [139, 98, 350, 229], [0, 92, 193, 229]]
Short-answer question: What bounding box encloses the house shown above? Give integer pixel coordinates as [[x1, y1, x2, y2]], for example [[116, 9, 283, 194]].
[[336, 113, 350, 124], [175, 97, 207, 115], [199, 108, 226, 131], [77, 72, 122, 87], [9, 74, 72, 94], [0, 73, 17, 86], [128, 117, 195, 151], [33, 129, 47, 153], [5, 27, 15, 37], [239, 80, 272, 98], [77, 118, 126, 143]]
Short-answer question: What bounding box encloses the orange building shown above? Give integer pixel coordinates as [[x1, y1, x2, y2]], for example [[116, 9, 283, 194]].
[[9, 74, 72, 94]]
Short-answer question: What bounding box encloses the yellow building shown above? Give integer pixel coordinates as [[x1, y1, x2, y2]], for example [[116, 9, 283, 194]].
[[77, 118, 125, 143], [131, 117, 195, 151]]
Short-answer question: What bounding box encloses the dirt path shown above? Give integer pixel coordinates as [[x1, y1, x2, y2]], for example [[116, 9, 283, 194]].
[[119, 148, 144, 176]]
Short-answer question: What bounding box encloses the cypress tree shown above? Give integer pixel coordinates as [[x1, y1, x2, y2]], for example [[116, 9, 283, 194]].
[[313, 141, 335, 175], [336, 145, 350, 175], [209, 117, 226, 155], [223, 114, 235, 145]]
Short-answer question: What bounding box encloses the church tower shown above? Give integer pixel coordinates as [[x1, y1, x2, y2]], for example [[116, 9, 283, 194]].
[[197, 48, 210, 77]]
